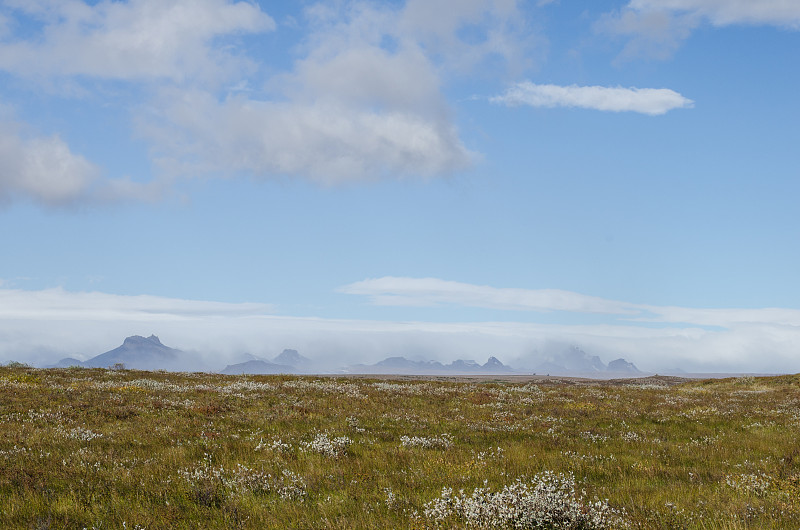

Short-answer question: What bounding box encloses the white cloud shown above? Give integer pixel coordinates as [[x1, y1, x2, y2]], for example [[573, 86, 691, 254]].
[[630, 0, 800, 28], [2, 285, 800, 373], [341, 276, 800, 330], [0, 110, 170, 207], [0, 1, 539, 190], [0, 119, 99, 206], [0, 287, 274, 321], [399, 0, 536, 74], [339, 277, 640, 314], [595, 9, 699, 61], [138, 1, 510, 183], [599, 0, 800, 60], [0, 0, 274, 83], [490, 82, 693, 115], [634, 306, 800, 328], [141, 90, 474, 184], [338, 276, 800, 372]]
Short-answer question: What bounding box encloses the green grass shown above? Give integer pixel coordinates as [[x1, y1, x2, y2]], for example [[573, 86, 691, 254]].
[[1, 367, 799, 528]]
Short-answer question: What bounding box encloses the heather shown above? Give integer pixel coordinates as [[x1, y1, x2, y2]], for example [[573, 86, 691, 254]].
[[1, 366, 799, 528]]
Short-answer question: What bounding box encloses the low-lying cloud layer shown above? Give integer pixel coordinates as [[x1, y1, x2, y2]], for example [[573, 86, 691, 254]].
[[2, 282, 799, 375]]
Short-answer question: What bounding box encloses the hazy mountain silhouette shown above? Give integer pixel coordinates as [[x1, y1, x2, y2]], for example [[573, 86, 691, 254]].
[[220, 359, 295, 375], [59, 335, 210, 372], [48, 357, 86, 369], [346, 356, 514, 375], [520, 345, 642, 376], [607, 358, 642, 374], [221, 348, 315, 375]]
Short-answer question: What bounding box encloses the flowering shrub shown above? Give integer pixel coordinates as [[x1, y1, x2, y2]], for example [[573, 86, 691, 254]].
[[423, 471, 622, 529], [726, 472, 772, 497], [66, 426, 104, 441], [303, 433, 353, 458], [400, 433, 453, 449], [179, 454, 306, 504]]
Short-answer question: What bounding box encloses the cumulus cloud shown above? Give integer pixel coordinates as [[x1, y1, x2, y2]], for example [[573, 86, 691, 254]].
[[0, 119, 99, 206], [490, 82, 693, 115], [0, 1, 539, 194], [0, 0, 274, 83], [141, 90, 473, 184], [139, 1, 520, 183], [0, 111, 169, 207], [598, 0, 800, 60]]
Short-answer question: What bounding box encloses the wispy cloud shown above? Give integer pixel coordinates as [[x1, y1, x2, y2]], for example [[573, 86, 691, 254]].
[[340, 276, 800, 329], [0, 287, 274, 321], [490, 82, 693, 115], [629, 0, 800, 28], [598, 0, 800, 60], [0, 0, 274, 83], [339, 277, 640, 315]]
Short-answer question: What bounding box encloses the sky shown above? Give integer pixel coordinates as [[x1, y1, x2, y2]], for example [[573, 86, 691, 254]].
[[0, 0, 799, 373]]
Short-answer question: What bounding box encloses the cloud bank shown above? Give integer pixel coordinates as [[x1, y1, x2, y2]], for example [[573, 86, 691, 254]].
[[340, 276, 800, 328], [491, 82, 693, 115], [2, 283, 800, 374], [339, 277, 641, 314]]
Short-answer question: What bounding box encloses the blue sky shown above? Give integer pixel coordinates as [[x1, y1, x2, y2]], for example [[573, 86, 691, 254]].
[[1, 0, 799, 373]]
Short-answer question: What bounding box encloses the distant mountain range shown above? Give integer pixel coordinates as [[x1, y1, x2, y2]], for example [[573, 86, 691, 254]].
[[221, 349, 314, 375], [51, 336, 642, 377], [344, 355, 515, 375], [517, 345, 642, 377]]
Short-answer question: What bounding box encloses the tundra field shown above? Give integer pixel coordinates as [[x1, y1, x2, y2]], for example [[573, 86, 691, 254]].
[[1, 366, 799, 529]]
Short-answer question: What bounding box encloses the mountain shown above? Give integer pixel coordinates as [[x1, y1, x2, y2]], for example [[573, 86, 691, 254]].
[[220, 359, 295, 375], [520, 345, 643, 377], [48, 357, 86, 369], [346, 356, 515, 375], [220, 348, 315, 375], [75, 335, 209, 372], [607, 358, 642, 374], [272, 349, 313, 371]]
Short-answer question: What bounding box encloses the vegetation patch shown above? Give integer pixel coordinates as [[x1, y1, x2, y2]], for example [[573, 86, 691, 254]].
[[1, 366, 799, 528]]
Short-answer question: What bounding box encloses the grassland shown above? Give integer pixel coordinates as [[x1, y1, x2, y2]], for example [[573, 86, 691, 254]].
[[1, 365, 799, 529]]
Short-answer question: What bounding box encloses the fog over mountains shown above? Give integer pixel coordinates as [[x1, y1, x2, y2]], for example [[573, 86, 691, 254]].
[[47, 335, 643, 377]]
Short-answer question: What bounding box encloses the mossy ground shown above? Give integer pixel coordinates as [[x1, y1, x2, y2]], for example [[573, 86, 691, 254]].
[[1, 367, 799, 528]]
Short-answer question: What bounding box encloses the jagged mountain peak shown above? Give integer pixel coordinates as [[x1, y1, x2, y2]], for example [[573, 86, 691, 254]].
[[81, 335, 210, 371], [273, 349, 311, 367], [122, 335, 164, 347], [608, 358, 641, 373], [484, 356, 504, 368]]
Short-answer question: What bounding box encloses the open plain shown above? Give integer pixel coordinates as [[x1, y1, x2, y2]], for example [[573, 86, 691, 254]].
[[1, 365, 799, 528]]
